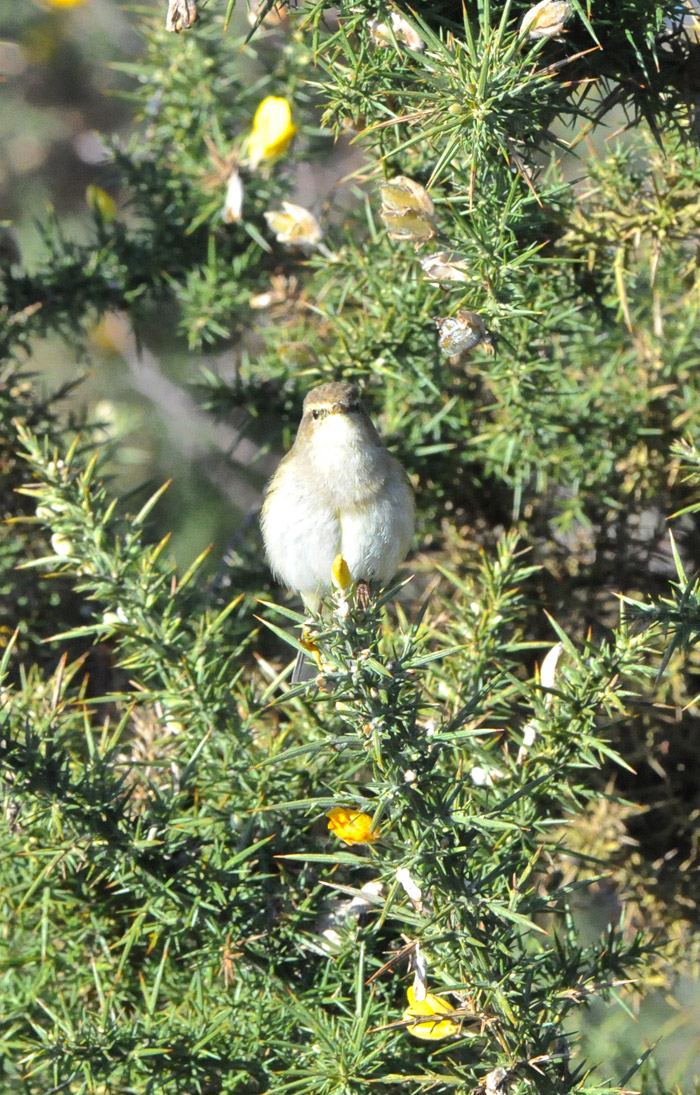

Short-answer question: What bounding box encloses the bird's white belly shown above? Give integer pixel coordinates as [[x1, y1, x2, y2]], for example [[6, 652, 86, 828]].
[[339, 491, 412, 584], [263, 486, 341, 598], [264, 484, 412, 597]]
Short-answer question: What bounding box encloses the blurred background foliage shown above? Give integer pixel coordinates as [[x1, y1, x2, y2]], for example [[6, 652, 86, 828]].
[[3, 0, 700, 1091]]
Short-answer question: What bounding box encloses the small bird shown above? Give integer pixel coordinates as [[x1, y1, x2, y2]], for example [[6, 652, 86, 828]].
[[261, 381, 415, 680]]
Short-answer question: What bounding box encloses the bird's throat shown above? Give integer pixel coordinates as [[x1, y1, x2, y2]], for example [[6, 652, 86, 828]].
[[312, 415, 382, 501]]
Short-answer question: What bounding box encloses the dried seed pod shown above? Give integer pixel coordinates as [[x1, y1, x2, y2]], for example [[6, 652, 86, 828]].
[[165, 0, 198, 32], [435, 310, 491, 354], [472, 1068, 513, 1095]]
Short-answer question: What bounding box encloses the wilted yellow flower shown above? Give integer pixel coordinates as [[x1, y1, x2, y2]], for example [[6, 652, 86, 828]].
[[380, 208, 435, 241], [327, 807, 380, 845], [379, 176, 436, 242], [380, 176, 434, 217], [435, 310, 491, 355], [86, 185, 116, 222], [247, 96, 297, 169], [264, 202, 322, 247], [520, 0, 571, 39], [402, 985, 460, 1040], [50, 533, 74, 557]]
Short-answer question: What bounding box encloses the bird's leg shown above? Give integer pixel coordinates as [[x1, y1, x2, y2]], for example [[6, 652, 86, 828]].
[[300, 624, 322, 660], [355, 580, 371, 610]]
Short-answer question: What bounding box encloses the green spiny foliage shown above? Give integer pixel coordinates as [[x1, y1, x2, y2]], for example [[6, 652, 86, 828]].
[[3, 0, 700, 1092]]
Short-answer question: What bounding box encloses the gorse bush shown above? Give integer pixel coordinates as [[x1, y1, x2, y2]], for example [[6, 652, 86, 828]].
[[2, 0, 700, 1092]]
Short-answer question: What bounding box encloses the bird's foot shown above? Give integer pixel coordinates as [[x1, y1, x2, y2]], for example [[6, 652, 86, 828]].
[[300, 625, 322, 666], [291, 625, 324, 683]]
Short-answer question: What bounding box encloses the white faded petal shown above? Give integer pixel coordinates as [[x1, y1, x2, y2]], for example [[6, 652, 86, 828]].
[[222, 168, 244, 223], [50, 533, 74, 557], [517, 719, 539, 765], [420, 250, 470, 283], [396, 866, 423, 910], [346, 880, 384, 916], [540, 640, 564, 692], [521, 721, 538, 749], [470, 765, 503, 787], [320, 927, 342, 949], [390, 11, 424, 51], [484, 1068, 512, 1095]]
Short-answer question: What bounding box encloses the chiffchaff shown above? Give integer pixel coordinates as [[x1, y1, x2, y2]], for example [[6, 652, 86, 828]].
[[261, 381, 414, 678]]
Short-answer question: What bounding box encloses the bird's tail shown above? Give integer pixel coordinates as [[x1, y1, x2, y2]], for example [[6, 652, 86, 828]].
[[292, 647, 316, 684]]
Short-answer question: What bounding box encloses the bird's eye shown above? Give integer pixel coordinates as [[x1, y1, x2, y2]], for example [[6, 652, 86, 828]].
[[312, 409, 320, 420]]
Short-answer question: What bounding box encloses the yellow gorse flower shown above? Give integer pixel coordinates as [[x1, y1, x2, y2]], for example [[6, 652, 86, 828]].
[[327, 807, 379, 845], [247, 96, 297, 169], [331, 554, 353, 592], [402, 985, 460, 1041]]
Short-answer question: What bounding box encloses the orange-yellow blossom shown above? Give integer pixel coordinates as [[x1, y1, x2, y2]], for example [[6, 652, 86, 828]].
[[327, 807, 379, 845]]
